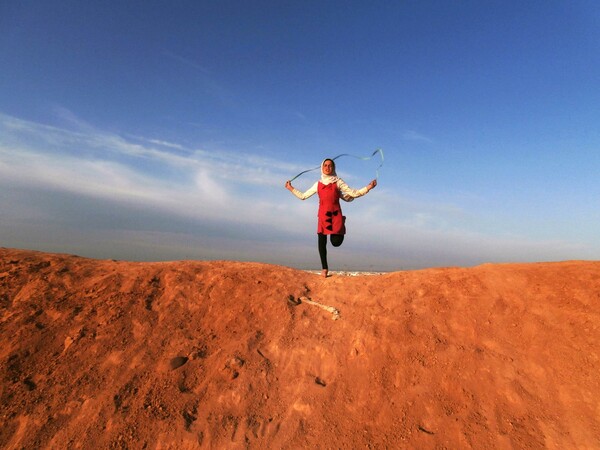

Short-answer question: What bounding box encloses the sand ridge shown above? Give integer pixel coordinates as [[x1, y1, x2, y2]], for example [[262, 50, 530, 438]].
[[1, 248, 599, 448]]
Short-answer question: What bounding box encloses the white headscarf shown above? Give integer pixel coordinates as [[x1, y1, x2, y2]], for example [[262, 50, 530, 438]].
[[320, 159, 339, 185]]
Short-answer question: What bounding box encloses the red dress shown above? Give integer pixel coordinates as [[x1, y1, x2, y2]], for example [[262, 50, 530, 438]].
[[317, 182, 346, 235]]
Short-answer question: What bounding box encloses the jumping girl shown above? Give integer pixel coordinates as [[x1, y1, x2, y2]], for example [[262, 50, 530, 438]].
[[285, 158, 377, 277]]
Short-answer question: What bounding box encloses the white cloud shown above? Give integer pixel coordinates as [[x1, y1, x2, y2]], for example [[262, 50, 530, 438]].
[[0, 112, 305, 230], [144, 138, 187, 150], [2, 111, 595, 269]]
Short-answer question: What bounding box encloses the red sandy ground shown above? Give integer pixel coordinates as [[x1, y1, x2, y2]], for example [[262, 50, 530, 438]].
[[1, 248, 599, 449]]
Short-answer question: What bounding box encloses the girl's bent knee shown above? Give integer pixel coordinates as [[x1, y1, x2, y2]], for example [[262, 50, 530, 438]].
[[331, 235, 344, 247]]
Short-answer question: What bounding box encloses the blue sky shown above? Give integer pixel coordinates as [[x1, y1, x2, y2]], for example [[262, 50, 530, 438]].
[[1, 1, 599, 270]]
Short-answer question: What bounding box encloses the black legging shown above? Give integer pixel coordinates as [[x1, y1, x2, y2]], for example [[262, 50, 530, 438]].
[[318, 233, 344, 270]]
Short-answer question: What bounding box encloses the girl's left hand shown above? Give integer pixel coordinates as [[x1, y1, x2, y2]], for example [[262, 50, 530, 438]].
[[368, 179, 377, 190]]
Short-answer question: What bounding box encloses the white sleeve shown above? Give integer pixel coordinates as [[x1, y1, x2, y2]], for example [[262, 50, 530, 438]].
[[291, 182, 318, 200], [337, 179, 369, 199]]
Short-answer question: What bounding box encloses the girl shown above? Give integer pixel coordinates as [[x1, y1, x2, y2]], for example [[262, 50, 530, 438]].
[[285, 158, 377, 277]]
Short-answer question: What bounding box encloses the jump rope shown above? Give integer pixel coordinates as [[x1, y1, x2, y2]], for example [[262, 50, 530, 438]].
[[288, 148, 384, 183]]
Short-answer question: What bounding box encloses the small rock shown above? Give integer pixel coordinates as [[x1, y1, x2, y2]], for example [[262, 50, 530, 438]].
[[315, 377, 326, 387], [170, 356, 189, 370]]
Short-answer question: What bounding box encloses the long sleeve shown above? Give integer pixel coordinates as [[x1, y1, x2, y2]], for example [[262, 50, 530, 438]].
[[290, 181, 319, 200], [337, 179, 369, 201]]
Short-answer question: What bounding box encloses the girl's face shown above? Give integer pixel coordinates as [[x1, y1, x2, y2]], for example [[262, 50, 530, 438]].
[[322, 160, 334, 175]]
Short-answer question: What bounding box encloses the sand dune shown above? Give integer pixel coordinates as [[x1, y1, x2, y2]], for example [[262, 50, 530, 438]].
[[1, 248, 599, 449]]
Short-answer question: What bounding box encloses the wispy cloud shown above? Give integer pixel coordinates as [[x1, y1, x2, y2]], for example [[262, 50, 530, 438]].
[[402, 130, 434, 143], [0, 112, 302, 230], [162, 50, 211, 74], [127, 135, 188, 151], [294, 111, 308, 121], [0, 112, 299, 186], [2, 111, 591, 269], [161, 49, 235, 106]]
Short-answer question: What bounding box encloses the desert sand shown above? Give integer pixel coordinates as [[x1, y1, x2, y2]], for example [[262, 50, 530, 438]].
[[1, 248, 599, 449]]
